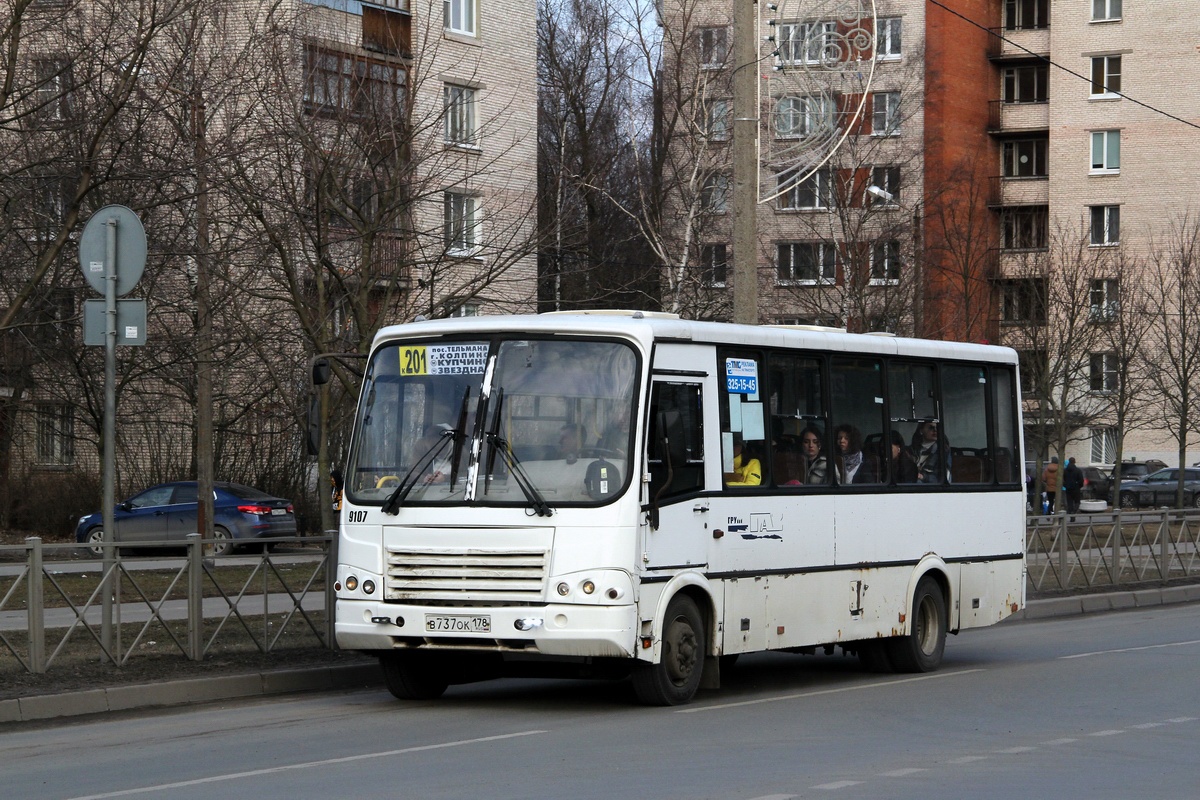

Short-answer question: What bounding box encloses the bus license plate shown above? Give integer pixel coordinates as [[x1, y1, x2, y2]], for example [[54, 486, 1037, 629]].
[[425, 614, 491, 633]]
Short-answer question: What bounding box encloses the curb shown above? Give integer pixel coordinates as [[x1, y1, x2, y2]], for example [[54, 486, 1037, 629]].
[[5, 585, 1199, 725], [0, 661, 383, 725]]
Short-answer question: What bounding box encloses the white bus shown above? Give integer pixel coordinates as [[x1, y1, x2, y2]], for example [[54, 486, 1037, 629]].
[[333, 312, 1025, 705]]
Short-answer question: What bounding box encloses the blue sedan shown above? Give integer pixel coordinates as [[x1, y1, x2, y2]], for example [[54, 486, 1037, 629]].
[[75, 482, 297, 556]]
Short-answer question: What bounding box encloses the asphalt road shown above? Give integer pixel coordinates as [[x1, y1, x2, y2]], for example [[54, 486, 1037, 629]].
[[4, 603, 1199, 800]]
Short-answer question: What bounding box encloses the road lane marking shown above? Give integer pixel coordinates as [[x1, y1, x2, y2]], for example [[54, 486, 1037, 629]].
[[879, 768, 927, 777], [812, 781, 862, 790], [676, 669, 985, 713], [995, 746, 1035, 754], [1088, 730, 1124, 737], [65, 730, 548, 800], [1132, 723, 1165, 729], [746, 795, 797, 799], [1168, 716, 1197, 723], [948, 756, 988, 764], [1059, 639, 1200, 659], [1042, 738, 1078, 745]]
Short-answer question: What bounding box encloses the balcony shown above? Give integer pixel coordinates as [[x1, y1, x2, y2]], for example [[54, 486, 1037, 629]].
[[988, 99, 1049, 134], [989, 175, 1049, 208], [988, 26, 1050, 62]]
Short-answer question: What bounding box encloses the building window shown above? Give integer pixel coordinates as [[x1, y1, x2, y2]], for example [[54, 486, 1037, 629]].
[[699, 27, 728, 68], [450, 302, 479, 317], [774, 95, 834, 139], [776, 315, 840, 327], [867, 166, 901, 205], [36, 404, 74, 465], [1004, 0, 1048, 30], [998, 279, 1046, 323], [1090, 352, 1118, 392], [701, 174, 729, 213], [1090, 130, 1120, 173], [34, 59, 73, 122], [305, 49, 406, 119], [1092, 0, 1122, 21], [444, 84, 476, 146], [870, 241, 901, 284], [777, 168, 832, 210], [1001, 206, 1048, 250], [703, 98, 730, 141], [1017, 349, 1047, 393], [1090, 427, 1117, 464], [875, 18, 902, 59], [444, 191, 480, 255], [1090, 278, 1120, 321], [1091, 55, 1121, 96], [1002, 65, 1049, 103], [871, 91, 900, 135], [1003, 139, 1048, 177], [777, 242, 837, 284], [444, 0, 475, 35], [779, 21, 837, 66], [1090, 205, 1120, 246], [699, 244, 728, 287]]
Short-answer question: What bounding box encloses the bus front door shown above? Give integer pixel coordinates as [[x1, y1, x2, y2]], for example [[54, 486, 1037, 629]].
[[643, 378, 710, 573]]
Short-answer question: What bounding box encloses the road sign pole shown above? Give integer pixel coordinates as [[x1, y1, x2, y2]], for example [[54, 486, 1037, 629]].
[[100, 216, 118, 662]]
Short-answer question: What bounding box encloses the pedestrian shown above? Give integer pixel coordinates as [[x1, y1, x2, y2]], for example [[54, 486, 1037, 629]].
[[1042, 457, 1060, 513], [1062, 457, 1084, 515]]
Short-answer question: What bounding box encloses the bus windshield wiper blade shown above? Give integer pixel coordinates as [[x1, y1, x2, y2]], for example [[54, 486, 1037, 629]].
[[486, 431, 552, 517]]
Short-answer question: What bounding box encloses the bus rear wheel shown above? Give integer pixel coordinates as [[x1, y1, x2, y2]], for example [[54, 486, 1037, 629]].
[[380, 653, 449, 700], [885, 576, 946, 673], [632, 595, 705, 706]]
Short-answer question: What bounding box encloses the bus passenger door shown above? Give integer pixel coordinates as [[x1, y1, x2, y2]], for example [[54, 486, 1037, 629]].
[[643, 378, 709, 572]]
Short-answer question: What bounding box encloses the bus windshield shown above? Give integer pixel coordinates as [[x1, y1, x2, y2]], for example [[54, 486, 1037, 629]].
[[346, 336, 639, 508]]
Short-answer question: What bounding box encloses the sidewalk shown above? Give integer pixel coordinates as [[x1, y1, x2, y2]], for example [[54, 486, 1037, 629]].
[[3, 583, 1199, 725]]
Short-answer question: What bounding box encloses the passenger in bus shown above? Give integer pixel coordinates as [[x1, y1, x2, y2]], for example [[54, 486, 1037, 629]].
[[558, 423, 585, 464], [800, 425, 828, 484], [912, 421, 948, 483], [834, 424, 878, 484], [726, 435, 763, 486], [888, 430, 919, 484]]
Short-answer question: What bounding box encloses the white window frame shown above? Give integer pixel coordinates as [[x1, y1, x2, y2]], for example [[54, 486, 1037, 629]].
[[1090, 426, 1117, 464], [1090, 278, 1120, 321], [1090, 205, 1120, 246], [1002, 65, 1049, 103], [444, 84, 477, 146], [773, 95, 833, 139], [1090, 130, 1120, 173], [443, 0, 476, 36], [1090, 352, 1118, 393], [1091, 0, 1122, 22], [1003, 138, 1048, 178], [1005, 0, 1048, 30], [779, 21, 837, 66], [704, 98, 730, 141], [699, 243, 728, 287], [444, 191, 481, 256], [871, 91, 900, 136], [870, 240, 901, 285], [777, 241, 837, 285], [777, 168, 832, 210], [450, 302, 480, 317], [1090, 55, 1121, 97], [875, 18, 901, 60], [699, 27, 728, 69], [867, 165, 901, 206]]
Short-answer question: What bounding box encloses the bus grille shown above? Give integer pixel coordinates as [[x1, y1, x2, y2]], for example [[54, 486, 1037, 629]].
[[384, 548, 548, 602]]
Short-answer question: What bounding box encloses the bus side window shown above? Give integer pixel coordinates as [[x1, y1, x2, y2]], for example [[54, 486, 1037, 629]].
[[991, 366, 1020, 483], [720, 352, 767, 488], [648, 382, 705, 500], [943, 365, 989, 484], [768, 353, 828, 486], [830, 357, 886, 485]]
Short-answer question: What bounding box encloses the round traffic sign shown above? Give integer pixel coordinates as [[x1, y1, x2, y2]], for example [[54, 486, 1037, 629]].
[[78, 205, 147, 297]]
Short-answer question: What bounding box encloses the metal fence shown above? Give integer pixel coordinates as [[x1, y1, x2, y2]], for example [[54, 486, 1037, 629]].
[[3, 512, 1199, 675], [0, 533, 334, 674]]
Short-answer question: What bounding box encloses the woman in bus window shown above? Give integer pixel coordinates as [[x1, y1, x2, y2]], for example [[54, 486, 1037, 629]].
[[889, 430, 919, 484], [912, 421, 948, 483], [726, 435, 763, 486], [834, 424, 878, 484], [800, 425, 829, 484]]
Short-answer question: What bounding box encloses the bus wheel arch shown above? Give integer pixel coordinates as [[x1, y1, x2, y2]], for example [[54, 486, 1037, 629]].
[[886, 571, 949, 673], [632, 593, 706, 705]]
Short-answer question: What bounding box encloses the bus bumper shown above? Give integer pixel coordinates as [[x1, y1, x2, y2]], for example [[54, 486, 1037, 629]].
[[335, 599, 638, 658]]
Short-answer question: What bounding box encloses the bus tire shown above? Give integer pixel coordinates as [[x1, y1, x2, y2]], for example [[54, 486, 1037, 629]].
[[857, 640, 894, 673], [632, 595, 705, 706], [379, 653, 449, 700], [886, 576, 947, 673]]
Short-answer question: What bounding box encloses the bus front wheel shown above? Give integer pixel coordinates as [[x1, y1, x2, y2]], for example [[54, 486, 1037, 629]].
[[380, 653, 449, 700], [885, 577, 947, 673], [632, 595, 706, 706]]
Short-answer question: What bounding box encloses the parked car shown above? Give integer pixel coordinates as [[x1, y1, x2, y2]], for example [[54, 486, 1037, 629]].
[[1115, 467, 1200, 510], [1108, 459, 1168, 503], [75, 482, 296, 556], [1080, 466, 1111, 503]]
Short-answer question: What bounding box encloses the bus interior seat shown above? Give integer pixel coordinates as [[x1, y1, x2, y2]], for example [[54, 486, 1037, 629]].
[[950, 448, 985, 483]]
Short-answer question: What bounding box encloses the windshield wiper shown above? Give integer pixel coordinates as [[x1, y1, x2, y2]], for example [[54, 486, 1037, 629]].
[[382, 389, 472, 515], [484, 397, 552, 517]]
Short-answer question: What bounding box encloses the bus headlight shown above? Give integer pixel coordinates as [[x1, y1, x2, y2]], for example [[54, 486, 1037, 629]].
[[556, 582, 570, 596], [362, 580, 376, 595], [582, 580, 595, 595], [345, 575, 359, 591]]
